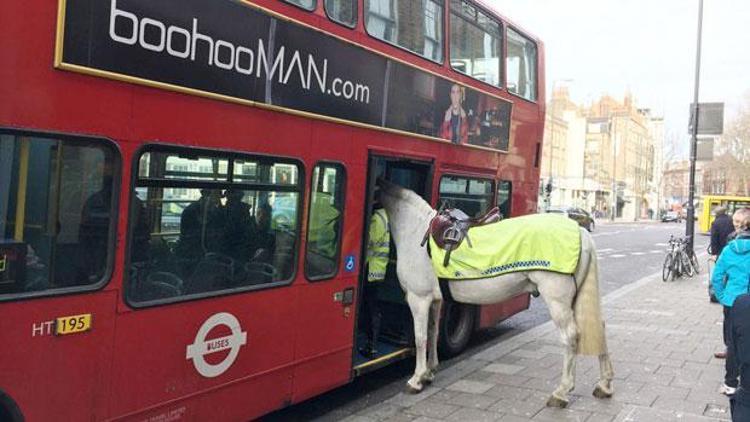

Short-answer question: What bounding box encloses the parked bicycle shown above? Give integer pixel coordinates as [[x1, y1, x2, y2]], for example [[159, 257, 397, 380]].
[[662, 235, 700, 281]]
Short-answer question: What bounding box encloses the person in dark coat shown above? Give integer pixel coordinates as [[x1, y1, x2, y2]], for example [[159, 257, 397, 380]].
[[711, 207, 735, 257], [728, 294, 750, 420]]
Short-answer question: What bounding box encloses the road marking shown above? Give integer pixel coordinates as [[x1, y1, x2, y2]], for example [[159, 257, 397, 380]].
[[649, 250, 661, 254], [598, 248, 614, 252], [655, 243, 667, 246], [631, 252, 646, 256], [611, 254, 626, 258]]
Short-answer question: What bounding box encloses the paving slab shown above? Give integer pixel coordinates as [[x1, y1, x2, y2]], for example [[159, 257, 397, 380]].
[[351, 261, 733, 421]]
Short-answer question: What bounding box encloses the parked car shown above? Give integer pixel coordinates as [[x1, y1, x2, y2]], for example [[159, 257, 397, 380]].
[[661, 211, 681, 223], [546, 206, 595, 232]]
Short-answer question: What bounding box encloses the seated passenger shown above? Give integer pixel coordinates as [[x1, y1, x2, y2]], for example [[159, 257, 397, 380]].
[[79, 170, 114, 281], [131, 194, 151, 263], [223, 190, 254, 262], [176, 189, 226, 262], [250, 202, 275, 263]]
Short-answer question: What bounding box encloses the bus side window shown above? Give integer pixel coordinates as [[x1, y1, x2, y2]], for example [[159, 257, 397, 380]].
[[438, 176, 494, 217], [506, 28, 537, 101], [0, 132, 118, 299], [364, 0, 444, 63], [325, 0, 357, 27], [497, 180, 512, 218], [283, 0, 316, 11], [127, 149, 302, 305], [305, 163, 345, 280]]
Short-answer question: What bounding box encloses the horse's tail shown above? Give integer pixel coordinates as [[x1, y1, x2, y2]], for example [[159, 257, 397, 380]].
[[574, 232, 606, 356]]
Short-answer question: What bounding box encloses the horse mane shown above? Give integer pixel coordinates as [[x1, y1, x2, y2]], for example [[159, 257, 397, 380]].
[[379, 179, 435, 221]]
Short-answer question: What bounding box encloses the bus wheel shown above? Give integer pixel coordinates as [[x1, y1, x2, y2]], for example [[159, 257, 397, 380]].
[[0, 391, 23, 422], [438, 301, 475, 358]]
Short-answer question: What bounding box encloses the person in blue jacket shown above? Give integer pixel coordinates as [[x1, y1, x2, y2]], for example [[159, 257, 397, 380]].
[[712, 208, 750, 396], [728, 293, 750, 420]]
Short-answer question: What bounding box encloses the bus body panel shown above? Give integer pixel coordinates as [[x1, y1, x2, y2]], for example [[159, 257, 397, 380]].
[[699, 196, 750, 234], [0, 291, 117, 421], [108, 287, 298, 419]]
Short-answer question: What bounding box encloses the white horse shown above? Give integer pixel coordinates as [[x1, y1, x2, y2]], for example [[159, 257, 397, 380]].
[[377, 180, 614, 408]]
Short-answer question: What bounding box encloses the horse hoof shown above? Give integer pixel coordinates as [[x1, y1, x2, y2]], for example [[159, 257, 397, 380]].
[[592, 385, 613, 399], [546, 396, 569, 408], [405, 384, 423, 394], [422, 371, 435, 385]]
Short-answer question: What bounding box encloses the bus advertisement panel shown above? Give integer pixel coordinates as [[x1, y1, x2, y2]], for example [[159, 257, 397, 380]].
[[58, 0, 513, 151]]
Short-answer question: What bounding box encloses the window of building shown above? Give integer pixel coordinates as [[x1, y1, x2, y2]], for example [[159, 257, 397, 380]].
[[325, 0, 357, 27], [127, 147, 302, 305], [449, 0, 502, 87], [305, 164, 345, 280], [506, 28, 537, 101], [365, 0, 444, 63], [284, 0, 316, 11], [0, 131, 119, 299], [438, 175, 494, 217], [496, 180, 512, 218]]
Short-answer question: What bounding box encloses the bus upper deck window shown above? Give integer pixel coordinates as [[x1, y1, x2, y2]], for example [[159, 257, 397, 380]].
[[506, 28, 537, 101], [325, 0, 357, 27], [0, 132, 118, 299], [450, 0, 502, 87], [284, 0, 316, 11], [365, 0, 444, 63]]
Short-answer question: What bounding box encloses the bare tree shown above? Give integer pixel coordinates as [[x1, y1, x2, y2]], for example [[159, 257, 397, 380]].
[[714, 93, 750, 195]]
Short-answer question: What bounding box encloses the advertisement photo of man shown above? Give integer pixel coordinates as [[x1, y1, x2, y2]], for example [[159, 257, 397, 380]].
[[440, 83, 469, 144]]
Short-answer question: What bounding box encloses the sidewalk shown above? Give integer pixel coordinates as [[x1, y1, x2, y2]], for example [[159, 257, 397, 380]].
[[347, 266, 730, 422]]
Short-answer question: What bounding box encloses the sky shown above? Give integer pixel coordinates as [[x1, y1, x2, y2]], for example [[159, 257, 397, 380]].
[[489, 0, 750, 157]]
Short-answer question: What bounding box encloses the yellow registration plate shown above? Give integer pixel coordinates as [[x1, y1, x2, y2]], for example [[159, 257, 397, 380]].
[[55, 313, 92, 335]]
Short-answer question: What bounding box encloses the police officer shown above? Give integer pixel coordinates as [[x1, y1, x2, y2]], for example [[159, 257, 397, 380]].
[[360, 204, 390, 358]]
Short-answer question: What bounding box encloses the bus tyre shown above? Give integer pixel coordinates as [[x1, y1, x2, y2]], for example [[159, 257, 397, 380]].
[[0, 391, 23, 422], [438, 301, 475, 358]]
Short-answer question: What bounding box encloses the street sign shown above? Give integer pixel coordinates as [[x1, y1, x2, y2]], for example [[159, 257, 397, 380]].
[[696, 138, 714, 161], [688, 102, 724, 135]]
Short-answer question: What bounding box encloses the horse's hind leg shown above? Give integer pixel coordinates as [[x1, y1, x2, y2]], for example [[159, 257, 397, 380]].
[[423, 295, 442, 384], [405, 292, 432, 393], [532, 272, 578, 408], [594, 344, 614, 398]]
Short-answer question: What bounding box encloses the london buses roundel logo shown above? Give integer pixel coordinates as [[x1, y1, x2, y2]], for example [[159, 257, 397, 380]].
[[186, 312, 247, 378]]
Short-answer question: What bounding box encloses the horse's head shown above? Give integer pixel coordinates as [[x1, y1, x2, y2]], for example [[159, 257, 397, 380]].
[[375, 178, 435, 236]]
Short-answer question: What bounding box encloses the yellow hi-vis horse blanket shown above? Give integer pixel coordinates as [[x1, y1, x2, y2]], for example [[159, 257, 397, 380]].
[[429, 213, 581, 280]]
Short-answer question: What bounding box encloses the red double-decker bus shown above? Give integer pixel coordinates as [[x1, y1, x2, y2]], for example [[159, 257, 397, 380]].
[[0, 0, 544, 419]]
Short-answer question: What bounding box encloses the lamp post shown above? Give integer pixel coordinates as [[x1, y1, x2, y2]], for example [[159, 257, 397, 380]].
[[686, 0, 704, 254]]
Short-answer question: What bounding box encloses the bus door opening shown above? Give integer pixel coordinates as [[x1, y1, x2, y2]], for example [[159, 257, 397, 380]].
[[354, 154, 432, 374]]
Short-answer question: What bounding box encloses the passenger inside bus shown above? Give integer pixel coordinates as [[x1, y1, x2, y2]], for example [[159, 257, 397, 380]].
[[223, 189, 255, 262], [176, 189, 226, 264], [249, 202, 275, 264], [79, 164, 115, 281]]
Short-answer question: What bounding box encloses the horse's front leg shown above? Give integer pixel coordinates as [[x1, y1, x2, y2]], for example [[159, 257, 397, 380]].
[[405, 292, 432, 393], [423, 295, 443, 384]]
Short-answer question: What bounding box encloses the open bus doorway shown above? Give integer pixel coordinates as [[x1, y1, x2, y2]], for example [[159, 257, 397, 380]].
[[353, 154, 433, 374]]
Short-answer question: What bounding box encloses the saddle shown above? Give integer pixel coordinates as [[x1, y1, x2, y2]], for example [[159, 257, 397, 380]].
[[421, 206, 501, 266]]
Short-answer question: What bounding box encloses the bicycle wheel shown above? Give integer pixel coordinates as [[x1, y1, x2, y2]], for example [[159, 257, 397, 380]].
[[681, 252, 694, 277], [662, 254, 673, 282], [689, 250, 700, 274], [674, 253, 682, 279]]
